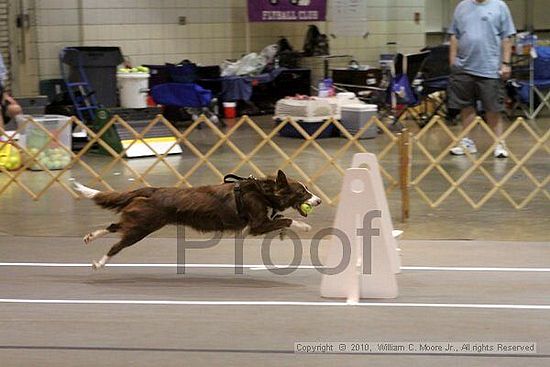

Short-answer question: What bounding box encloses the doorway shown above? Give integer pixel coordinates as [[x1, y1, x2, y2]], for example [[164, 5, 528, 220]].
[[7, 0, 39, 96]]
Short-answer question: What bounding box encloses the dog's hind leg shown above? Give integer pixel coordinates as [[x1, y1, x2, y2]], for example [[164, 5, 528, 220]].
[[91, 198, 167, 270], [91, 228, 154, 270], [83, 223, 120, 245], [83, 229, 108, 245]]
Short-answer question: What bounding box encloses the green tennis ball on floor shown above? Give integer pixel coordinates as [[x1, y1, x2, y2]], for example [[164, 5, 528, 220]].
[[300, 203, 313, 214]]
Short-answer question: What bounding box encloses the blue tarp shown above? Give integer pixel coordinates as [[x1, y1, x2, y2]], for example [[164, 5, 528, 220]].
[[151, 83, 212, 108], [216, 68, 286, 102]]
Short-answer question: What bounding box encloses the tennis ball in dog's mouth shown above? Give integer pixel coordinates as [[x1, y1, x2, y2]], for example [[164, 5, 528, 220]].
[[300, 203, 313, 215]]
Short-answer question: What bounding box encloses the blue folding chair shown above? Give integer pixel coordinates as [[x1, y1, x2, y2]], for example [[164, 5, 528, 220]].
[[510, 46, 550, 119], [151, 82, 220, 125]]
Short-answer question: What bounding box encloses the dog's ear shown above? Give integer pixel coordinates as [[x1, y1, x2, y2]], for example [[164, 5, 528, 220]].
[[276, 170, 289, 188]]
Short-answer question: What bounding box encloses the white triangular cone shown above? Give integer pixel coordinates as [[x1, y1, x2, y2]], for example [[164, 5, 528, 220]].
[[320, 168, 398, 300], [351, 153, 402, 273]]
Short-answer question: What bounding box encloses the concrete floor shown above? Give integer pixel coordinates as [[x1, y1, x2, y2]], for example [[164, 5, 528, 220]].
[[0, 114, 548, 366], [0, 236, 549, 366]]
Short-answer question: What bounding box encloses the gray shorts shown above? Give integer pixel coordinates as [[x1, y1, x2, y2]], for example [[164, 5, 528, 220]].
[[447, 66, 505, 112]]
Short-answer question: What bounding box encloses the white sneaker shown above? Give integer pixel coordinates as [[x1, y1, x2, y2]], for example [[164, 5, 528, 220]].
[[450, 137, 478, 155], [494, 142, 509, 158]]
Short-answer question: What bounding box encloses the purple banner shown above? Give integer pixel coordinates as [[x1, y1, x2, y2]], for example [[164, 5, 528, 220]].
[[248, 0, 327, 22]]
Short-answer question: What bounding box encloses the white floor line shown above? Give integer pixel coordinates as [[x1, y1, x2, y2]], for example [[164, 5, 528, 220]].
[[401, 266, 550, 272], [0, 263, 238, 268], [0, 298, 549, 310], [1, 262, 550, 273]]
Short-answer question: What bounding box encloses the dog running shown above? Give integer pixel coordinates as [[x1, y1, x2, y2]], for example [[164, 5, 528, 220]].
[[73, 170, 322, 269]]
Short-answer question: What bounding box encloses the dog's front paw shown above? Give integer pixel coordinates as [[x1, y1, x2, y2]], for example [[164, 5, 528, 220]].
[[290, 220, 312, 232], [91, 261, 103, 270]]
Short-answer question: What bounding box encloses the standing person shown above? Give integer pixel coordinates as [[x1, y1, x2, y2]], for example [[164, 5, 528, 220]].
[[447, 0, 516, 158], [0, 53, 22, 130]]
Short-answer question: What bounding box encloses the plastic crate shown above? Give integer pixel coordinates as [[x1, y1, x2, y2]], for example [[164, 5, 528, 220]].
[[16, 115, 72, 170], [340, 104, 378, 139], [275, 117, 337, 139]]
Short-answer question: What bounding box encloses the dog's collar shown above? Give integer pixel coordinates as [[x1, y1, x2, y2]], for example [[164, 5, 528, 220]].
[[224, 174, 256, 221], [234, 181, 249, 221], [223, 174, 279, 219], [223, 173, 256, 183]]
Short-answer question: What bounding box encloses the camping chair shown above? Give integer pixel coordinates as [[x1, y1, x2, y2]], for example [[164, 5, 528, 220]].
[[387, 52, 429, 129], [509, 46, 550, 119], [409, 44, 452, 126], [150, 83, 220, 125], [150, 61, 221, 125]]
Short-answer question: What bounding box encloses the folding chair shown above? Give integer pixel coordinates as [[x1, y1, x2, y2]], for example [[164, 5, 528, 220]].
[[151, 83, 220, 125], [510, 46, 550, 119], [409, 45, 452, 126], [388, 51, 430, 128]]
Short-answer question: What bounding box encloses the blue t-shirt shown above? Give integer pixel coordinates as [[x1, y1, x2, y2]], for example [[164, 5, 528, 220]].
[[448, 0, 516, 78], [0, 53, 6, 86]]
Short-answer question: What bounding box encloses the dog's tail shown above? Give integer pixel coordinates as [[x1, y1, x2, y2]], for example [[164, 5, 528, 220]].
[[73, 181, 100, 199], [73, 182, 157, 212]]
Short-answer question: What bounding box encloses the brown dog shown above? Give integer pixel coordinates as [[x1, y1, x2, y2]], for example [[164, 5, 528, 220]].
[[74, 170, 321, 269]]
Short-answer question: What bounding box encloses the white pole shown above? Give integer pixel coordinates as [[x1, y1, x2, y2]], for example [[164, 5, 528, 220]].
[[245, 21, 251, 54]]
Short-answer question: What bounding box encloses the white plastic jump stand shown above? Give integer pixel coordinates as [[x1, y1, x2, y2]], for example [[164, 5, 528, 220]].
[[351, 153, 402, 274], [320, 167, 398, 302]]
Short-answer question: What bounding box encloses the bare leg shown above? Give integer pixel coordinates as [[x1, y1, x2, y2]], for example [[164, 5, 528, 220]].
[[449, 106, 479, 155], [485, 111, 503, 138], [460, 106, 476, 130]]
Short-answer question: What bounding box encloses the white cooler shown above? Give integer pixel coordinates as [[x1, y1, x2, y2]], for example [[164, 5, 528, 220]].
[[117, 73, 150, 108], [340, 104, 378, 139]]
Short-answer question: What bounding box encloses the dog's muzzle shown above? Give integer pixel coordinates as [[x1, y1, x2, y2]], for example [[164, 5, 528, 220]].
[[306, 195, 322, 207], [297, 195, 322, 217]]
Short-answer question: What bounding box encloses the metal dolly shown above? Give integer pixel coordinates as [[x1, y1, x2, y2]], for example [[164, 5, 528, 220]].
[[59, 48, 100, 122]]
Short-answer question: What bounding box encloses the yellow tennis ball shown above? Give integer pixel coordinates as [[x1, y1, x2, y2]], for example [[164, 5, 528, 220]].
[[6, 155, 21, 170], [300, 203, 313, 214], [0, 145, 21, 170]]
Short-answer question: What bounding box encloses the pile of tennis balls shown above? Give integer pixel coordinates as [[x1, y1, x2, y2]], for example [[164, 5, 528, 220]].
[[118, 66, 150, 73], [26, 127, 71, 170], [27, 147, 71, 170], [0, 144, 21, 171]]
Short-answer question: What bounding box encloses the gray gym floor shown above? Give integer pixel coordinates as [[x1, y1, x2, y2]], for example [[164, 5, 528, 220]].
[[0, 235, 549, 366]]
